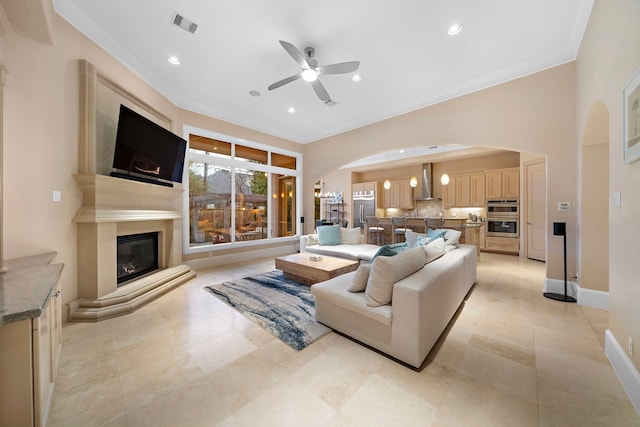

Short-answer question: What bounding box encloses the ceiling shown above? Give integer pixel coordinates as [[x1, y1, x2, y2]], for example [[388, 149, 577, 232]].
[[52, 0, 593, 145]]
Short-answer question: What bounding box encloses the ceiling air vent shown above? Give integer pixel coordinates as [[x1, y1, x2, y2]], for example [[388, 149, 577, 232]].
[[172, 13, 198, 34]]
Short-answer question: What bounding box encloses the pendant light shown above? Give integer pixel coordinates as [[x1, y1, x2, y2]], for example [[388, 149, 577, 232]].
[[441, 160, 449, 185], [383, 151, 391, 190], [441, 172, 450, 185], [409, 176, 418, 187]]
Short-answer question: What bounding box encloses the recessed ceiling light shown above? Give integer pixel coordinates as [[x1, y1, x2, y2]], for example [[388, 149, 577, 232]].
[[288, 107, 295, 113], [448, 23, 463, 35], [249, 90, 261, 97], [168, 56, 180, 65], [352, 74, 362, 82]]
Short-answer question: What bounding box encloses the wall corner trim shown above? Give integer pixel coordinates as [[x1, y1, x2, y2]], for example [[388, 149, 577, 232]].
[[605, 329, 640, 416]]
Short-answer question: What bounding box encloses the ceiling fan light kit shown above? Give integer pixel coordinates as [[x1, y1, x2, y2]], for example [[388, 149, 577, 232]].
[[268, 40, 359, 106]]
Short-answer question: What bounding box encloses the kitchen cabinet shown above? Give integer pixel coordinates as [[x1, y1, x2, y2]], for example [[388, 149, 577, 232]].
[[442, 177, 457, 207], [470, 173, 486, 207], [479, 224, 486, 250], [443, 173, 484, 208], [485, 236, 519, 254], [352, 181, 377, 193], [382, 180, 413, 209], [486, 167, 519, 200], [455, 175, 471, 207], [0, 261, 63, 427]]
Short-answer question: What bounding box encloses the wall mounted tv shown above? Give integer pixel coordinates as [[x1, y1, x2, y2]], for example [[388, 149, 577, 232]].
[[111, 104, 187, 187]]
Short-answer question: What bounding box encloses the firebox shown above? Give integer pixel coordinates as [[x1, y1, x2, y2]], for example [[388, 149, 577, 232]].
[[116, 232, 159, 285]]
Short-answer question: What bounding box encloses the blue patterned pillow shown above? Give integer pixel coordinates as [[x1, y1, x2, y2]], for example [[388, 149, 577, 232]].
[[317, 225, 342, 246], [427, 228, 447, 241]]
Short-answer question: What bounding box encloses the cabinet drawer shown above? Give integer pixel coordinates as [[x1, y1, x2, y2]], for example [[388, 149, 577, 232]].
[[484, 236, 519, 253]]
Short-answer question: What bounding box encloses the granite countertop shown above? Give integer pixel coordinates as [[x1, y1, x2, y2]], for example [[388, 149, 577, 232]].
[[0, 253, 64, 325]]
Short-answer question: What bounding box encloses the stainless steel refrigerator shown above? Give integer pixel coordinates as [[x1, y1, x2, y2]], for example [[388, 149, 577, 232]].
[[353, 190, 376, 229]]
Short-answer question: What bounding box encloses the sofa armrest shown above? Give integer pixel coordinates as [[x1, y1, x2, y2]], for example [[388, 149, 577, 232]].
[[300, 235, 308, 252], [391, 253, 465, 366]]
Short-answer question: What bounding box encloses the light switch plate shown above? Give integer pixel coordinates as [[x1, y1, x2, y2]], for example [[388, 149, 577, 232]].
[[614, 192, 621, 208], [557, 201, 571, 212], [52, 190, 61, 202]]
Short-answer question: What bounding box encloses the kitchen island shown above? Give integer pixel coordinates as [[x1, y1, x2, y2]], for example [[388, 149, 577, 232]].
[[371, 217, 483, 254]]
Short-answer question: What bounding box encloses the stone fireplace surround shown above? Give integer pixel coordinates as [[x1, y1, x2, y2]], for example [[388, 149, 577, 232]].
[[70, 174, 195, 321]]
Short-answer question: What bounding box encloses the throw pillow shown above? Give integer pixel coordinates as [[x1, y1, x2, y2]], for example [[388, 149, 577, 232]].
[[370, 242, 408, 262], [443, 229, 462, 247], [305, 234, 319, 246], [348, 264, 371, 292], [365, 246, 426, 307], [427, 228, 447, 241], [405, 230, 427, 248], [424, 237, 446, 264], [317, 225, 342, 246], [340, 227, 361, 245]]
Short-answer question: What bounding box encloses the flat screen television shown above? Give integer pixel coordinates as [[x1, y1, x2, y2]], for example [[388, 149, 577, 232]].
[[111, 104, 187, 186]]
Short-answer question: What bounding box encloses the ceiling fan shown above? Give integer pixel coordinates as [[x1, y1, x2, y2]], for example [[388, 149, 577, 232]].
[[268, 40, 360, 106]]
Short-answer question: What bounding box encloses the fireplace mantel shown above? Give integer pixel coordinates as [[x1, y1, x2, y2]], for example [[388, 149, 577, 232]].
[[70, 174, 194, 321]]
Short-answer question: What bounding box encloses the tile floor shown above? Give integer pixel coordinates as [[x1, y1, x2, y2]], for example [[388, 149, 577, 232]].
[[47, 253, 640, 427]]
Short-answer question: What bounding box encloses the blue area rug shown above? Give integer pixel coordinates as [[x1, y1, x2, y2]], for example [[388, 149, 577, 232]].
[[205, 270, 330, 351]]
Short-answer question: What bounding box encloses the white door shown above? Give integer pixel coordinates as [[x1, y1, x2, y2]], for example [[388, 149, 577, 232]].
[[526, 160, 546, 261]]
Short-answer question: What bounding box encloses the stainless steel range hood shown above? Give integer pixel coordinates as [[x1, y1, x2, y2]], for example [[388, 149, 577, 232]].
[[415, 163, 441, 201]]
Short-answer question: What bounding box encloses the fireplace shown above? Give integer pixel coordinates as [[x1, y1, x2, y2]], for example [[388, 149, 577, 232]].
[[117, 232, 159, 285]]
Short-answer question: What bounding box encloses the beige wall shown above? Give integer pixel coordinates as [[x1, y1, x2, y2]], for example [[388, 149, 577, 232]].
[[304, 63, 578, 284], [576, 0, 640, 370], [0, 5, 298, 321]]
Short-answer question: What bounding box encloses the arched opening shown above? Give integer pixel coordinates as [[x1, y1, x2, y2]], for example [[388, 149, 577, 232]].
[[580, 100, 610, 293]]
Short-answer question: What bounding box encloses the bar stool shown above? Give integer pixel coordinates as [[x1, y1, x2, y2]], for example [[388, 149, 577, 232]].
[[425, 217, 444, 230], [366, 216, 385, 245], [391, 217, 412, 243]]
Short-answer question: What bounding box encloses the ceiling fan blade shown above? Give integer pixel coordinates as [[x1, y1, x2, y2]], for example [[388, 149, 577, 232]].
[[279, 40, 310, 69], [268, 73, 302, 91], [317, 61, 360, 75], [311, 79, 331, 102]]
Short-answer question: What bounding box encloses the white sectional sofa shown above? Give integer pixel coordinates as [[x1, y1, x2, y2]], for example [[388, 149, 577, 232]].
[[311, 241, 477, 368], [300, 227, 380, 263]]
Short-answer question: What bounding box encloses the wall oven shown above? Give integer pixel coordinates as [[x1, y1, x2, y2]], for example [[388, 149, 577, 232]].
[[486, 200, 519, 238]]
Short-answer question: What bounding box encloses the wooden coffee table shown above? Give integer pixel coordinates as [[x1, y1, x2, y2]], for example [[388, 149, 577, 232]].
[[275, 253, 360, 286]]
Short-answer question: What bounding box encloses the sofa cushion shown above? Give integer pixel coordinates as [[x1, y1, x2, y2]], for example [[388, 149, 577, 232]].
[[405, 230, 427, 248], [443, 229, 462, 247], [340, 227, 361, 245], [317, 225, 342, 246], [305, 234, 319, 246], [365, 246, 426, 307], [348, 264, 371, 292], [424, 237, 446, 264]]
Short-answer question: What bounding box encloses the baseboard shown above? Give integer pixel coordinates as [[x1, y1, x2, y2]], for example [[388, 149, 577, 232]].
[[185, 245, 296, 270], [605, 329, 640, 415], [543, 277, 609, 310]]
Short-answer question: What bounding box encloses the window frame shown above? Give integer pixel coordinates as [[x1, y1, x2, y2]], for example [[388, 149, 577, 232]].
[[182, 125, 302, 255]]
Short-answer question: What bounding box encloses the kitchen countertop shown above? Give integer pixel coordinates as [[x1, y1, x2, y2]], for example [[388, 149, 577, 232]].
[[0, 252, 64, 325], [377, 217, 484, 227]]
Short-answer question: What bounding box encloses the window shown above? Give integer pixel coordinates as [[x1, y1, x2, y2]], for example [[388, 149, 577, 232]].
[[184, 126, 301, 252]]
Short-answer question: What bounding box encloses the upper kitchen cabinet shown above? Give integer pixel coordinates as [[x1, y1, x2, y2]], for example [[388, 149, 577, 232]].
[[443, 173, 485, 208], [485, 167, 519, 200], [352, 181, 377, 193], [470, 173, 486, 207], [382, 180, 414, 209]]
